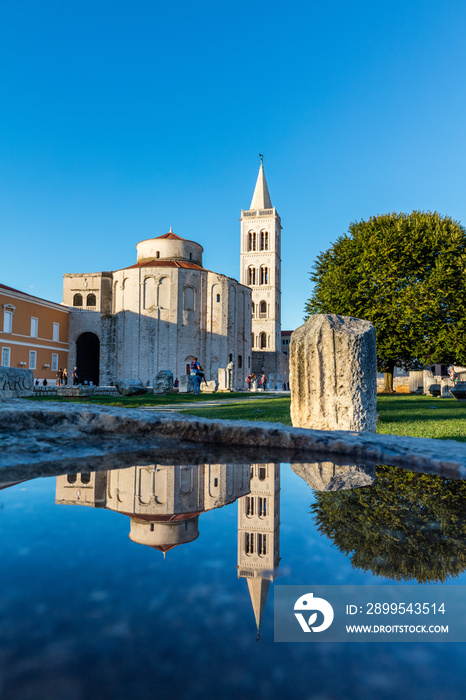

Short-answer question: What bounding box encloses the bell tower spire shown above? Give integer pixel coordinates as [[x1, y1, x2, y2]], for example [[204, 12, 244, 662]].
[[240, 157, 282, 382]]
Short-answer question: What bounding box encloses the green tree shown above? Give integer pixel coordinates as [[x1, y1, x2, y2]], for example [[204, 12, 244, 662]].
[[305, 212, 466, 392], [311, 465, 466, 583]]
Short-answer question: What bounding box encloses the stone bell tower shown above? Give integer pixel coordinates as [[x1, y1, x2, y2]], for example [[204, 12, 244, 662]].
[[240, 158, 282, 380]]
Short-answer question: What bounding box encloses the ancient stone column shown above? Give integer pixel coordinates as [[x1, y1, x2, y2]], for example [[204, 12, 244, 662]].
[[290, 314, 377, 432]]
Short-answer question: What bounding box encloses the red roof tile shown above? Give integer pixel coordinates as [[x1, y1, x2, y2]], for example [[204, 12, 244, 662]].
[[119, 259, 205, 271], [155, 232, 185, 240], [0, 282, 67, 309]]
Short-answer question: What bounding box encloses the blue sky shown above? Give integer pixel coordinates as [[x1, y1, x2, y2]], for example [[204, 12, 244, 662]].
[[1, 0, 466, 330]]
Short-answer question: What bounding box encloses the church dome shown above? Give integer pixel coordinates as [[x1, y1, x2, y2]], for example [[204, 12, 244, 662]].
[[128, 515, 200, 549], [136, 228, 203, 266]]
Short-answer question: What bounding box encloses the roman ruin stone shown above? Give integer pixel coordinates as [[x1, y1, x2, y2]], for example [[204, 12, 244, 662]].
[[178, 375, 194, 393], [115, 379, 148, 396], [290, 462, 375, 491], [153, 370, 174, 394], [0, 368, 34, 398], [290, 314, 377, 432], [2, 400, 466, 480]]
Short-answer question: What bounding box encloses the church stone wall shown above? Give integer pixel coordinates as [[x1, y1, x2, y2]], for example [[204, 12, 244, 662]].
[[65, 261, 251, 388]]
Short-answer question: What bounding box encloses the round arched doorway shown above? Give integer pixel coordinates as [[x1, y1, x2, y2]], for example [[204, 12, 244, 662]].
[[76, 332, 100, 386]]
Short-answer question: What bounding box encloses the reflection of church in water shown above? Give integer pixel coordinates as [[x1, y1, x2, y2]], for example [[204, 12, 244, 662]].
[[55, 463, 281, 633]]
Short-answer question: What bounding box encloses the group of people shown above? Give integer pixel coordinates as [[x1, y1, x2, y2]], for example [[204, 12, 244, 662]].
[[246, 372, 267, 391], [55, 368, 68, 386]]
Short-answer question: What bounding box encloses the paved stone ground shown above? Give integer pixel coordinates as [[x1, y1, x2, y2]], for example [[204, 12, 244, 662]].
[[140, 391, 291, 411]]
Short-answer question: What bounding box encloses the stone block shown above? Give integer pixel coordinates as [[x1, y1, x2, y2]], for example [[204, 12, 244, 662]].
[[0, 368, 34, 398], [115, 379, 148, 396], [153, 370, 174, 394], [57, 386, 94, 398], [178, 375, 194, 393], [291, 462, 375, 491], [409, 370, 424, 393], [200, 380, 217, 393], [290, 314, 377, 432], [395, 385, 410, 393], [440, 379, 455, 397], [449, 382, 466, 400], [218, 368, 229, 391]]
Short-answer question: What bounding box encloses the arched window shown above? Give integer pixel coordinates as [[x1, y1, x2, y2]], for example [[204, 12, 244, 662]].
[[260, 266, 269, 285], [86, 293, 96, 307], [248, 231, 257, 251], [259, 301, 267, 318], [259, 332, 267, 348], [155, 251, 160, 259], [80, 473, 91, 484], [260, 231, 269, 251], [67, 474, 77, 484], [183, 287, 195, 311], [73, 293, 83, 307], [158, 277, 169, 308], [143, 277, 156, 309], [248, 267, 256, 285], [251, 301, 255, 317]]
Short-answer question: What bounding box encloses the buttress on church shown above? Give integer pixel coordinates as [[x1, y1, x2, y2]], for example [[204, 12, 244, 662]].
[[63, 162, 287, 388]]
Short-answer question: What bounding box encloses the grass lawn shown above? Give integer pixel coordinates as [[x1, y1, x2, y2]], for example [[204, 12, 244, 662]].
[[26, 391, 272, 408], [26, 392, 466, 441], [179, 394, 466, 442]]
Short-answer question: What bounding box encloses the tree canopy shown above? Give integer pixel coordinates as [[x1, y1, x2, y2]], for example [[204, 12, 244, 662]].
[[305, 212, 466, 389], [311, 465, 466, 583]]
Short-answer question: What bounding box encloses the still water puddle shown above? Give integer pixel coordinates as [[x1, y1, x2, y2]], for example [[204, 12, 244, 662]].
[[1, 460, 466, 700]]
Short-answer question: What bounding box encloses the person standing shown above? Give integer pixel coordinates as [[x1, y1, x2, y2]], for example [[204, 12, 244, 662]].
[[72, 367, 79, 385], [190, 357, 203, 395], [259, 373, 267, 391], [56, 368, 63, 386], [62, 368, 68, 385]]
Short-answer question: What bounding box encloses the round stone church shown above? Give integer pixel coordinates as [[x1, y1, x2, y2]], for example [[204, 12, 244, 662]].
[[63, 228, 252, 388]]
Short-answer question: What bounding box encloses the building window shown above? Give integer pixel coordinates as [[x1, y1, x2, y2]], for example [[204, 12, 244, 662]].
[[216, 294, 220, 302], [29, 350, 37, 370], [251, 334, 254, 348], [245, 532, 255, 555], [3, 307, 14, 333], [30, 317, 38, 338], [259, 332, 267, 349], [246, 496, 255, 516], [73, 293, 83, 307], [248, 267, 256, 286], [184, 287, 195, 311], [81, 473, 91, 484], [259, 301, 267, 318], [260, 231, 269, 250], [53, 322, 59, 342], [259, 466, 267, 481], [156, 251, 160, 259], [238, 355, 242, 368], [258, 533, 267, 556], [86, 293, 96, 307], [248, 231, 257, 251], [52, 353, 59, 372], [1, 347, 10, 367], [260, 266, 269, 285], [258, 497, 267, 517], [251, 301, 255, 317], [67, 474, 77, 484]]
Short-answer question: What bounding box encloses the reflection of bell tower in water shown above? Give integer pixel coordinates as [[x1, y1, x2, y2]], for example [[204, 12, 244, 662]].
[[237, 463, 281, 637]]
